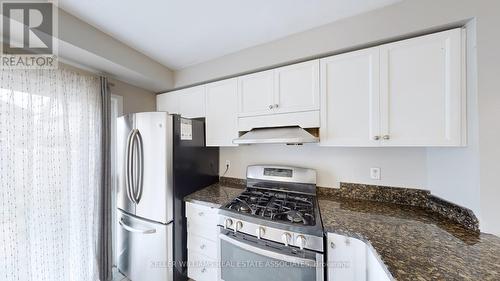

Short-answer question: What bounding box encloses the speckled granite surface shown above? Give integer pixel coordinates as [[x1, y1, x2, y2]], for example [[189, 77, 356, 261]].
[[184, 179, 500, 280], [184, 178, 245, 208], [319, 194, 500, 280], [321, 183, 480, 232]]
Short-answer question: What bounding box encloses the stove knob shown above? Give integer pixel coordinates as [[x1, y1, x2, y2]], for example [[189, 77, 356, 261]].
[[281, 232, 291, 246], [234, 221, 243, 233], [224, 218, 233, 230], [256, 226, 265, 239], [296, 235, 306, 250]]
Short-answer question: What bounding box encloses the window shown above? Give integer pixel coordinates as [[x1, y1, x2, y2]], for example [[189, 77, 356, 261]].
[[0, 68, 101, 281]]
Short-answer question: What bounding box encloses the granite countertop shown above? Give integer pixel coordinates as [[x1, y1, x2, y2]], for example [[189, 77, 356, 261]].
[[184, 178, 500, 280], [184, 178, 245, 208], [319, 193, 500, 280]]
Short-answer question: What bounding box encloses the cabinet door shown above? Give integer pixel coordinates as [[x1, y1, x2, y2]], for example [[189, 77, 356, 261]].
[[366, 247, 391, 281], [156, 92, 180, 114], [274, 60, 320, 114], [379, 28, 464, 146], [178, 85, 206, 118], [237, 70, 275, 117], [327, 233, 366, 281], [206, 78, 239, 146], [320, 48, 380, 146]]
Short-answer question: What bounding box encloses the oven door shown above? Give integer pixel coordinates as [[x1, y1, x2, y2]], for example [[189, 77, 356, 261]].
[[219, 230, 324, 281]]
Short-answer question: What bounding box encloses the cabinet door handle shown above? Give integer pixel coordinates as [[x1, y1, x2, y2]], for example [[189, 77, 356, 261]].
[[274, 104, 279, 108], [201, 268, 206, 273], [330, 242, 335, 249], [200, 244, 206, 250], [373, 136, 380, 141], [269, 105, 274, 109], [383, 135, 390, 140]]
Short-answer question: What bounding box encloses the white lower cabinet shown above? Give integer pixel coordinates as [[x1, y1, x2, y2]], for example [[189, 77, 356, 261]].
[[186, 202, 220, 281], [327, 233, 391, 281], [366, 246, 391, 281]]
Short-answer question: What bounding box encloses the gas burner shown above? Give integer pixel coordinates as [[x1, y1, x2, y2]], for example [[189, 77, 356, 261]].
[[286, 210, 304, 223], [224, 187, 316, 226], [239, 205, 251, 213]]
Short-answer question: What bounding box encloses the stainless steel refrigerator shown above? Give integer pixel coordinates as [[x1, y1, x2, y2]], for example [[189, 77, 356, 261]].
[[116, 112, 218, 281]]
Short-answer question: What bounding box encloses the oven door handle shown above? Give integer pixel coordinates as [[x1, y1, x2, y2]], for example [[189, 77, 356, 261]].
[[219, 233, 317, 267]]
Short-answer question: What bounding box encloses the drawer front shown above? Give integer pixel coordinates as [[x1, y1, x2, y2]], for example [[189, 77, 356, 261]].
[[186, 202, 218, 225], [187, 220, 219, 241], [186, 202, 219, 241], [188, 234, 217, 259], [187, 252, 218, 281]]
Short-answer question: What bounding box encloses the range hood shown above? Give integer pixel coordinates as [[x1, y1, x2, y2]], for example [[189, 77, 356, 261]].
[[233, 126, 319, 145]]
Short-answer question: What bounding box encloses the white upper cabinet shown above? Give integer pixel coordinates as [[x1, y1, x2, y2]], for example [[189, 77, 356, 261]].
[[157, 91, 180, 114], [237, 70, 275, 117], [379, 28, 465, 146], [205, 78, 239, 147], [320, 28, 465, 147], [237, 60, 320, 119], [178, 85, 206, 118], [320, 48, 380, 146], [157, 85, 206, 118], [274, 60, 320, 114], [159, 29, 465, 147]]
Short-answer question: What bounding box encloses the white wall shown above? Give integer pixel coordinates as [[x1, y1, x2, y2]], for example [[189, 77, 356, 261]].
[[109, 78, 156, 114], [175, 0, 500, 235], [221, 145, 427, 189]]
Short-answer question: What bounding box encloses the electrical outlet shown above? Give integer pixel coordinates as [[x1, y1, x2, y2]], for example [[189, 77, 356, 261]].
[[370, 168, 381, 180], [225, 160, 231, 168]]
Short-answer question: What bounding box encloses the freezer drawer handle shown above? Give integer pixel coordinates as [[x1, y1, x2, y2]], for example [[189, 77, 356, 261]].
[[119, 219, 156, 234]]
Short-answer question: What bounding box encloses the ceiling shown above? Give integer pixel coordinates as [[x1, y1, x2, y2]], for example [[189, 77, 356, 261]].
[[59, 0, 401, 70]]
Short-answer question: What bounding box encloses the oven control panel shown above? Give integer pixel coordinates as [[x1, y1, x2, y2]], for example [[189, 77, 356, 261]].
[[218, 215, 324, 253]]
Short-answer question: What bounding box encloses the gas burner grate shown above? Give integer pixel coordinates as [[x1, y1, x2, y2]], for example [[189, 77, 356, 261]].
[[225, 187, 316, 226]]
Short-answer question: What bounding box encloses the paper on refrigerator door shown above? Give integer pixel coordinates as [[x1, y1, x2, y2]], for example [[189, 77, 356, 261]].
[[180, 118, 193, 140]]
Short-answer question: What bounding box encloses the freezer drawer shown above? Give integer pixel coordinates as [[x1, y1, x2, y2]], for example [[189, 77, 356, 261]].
[[117, 210, 173, 281]]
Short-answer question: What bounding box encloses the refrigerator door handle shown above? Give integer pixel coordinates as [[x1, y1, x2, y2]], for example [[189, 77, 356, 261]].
[[126, 129, 138, 204], [133, 130, 144, 204], [119, 218, 156, 234]]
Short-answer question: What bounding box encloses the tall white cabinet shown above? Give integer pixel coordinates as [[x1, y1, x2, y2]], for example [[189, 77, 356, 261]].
[[320, 48, 380, 146], [205, 78, 239, 147], [320, 28, 465, 147], [379, 29, 465, 146]]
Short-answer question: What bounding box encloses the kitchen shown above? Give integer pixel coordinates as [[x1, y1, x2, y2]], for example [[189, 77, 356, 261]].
[[1, 1, 500, 281]]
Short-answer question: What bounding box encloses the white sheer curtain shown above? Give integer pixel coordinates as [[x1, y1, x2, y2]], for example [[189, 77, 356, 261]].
[[0, 68, 101, 281]]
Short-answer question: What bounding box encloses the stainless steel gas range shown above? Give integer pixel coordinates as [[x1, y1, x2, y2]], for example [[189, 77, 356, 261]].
[[218, 165, 324, 281]]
